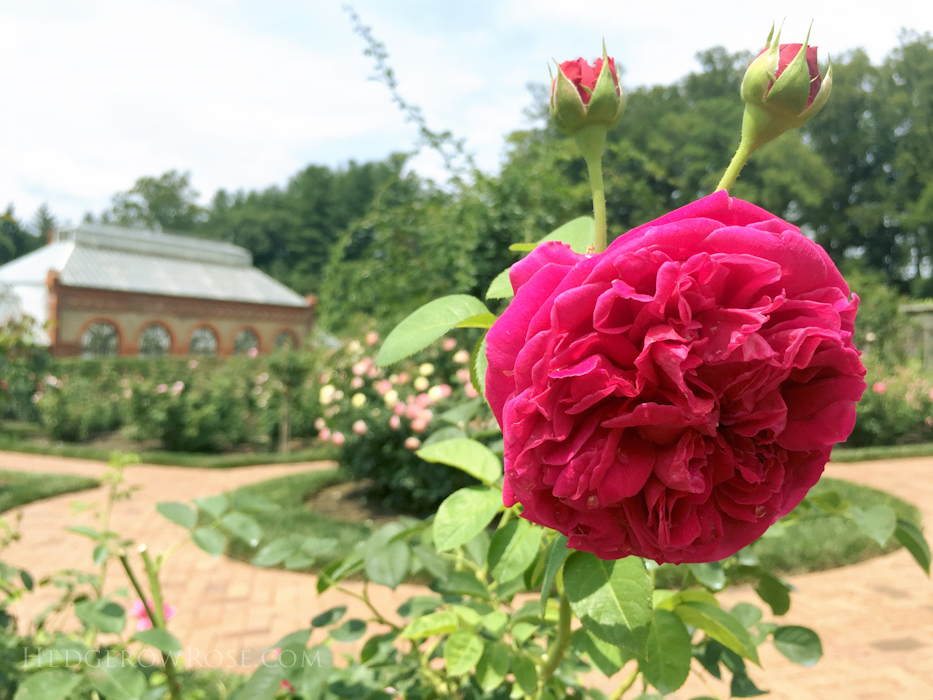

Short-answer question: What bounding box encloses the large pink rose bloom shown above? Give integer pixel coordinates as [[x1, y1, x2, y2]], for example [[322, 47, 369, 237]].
[[485, 192, 866, 564]]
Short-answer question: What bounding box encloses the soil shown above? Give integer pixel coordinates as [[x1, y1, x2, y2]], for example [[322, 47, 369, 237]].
[[304, 479, 406, 527]]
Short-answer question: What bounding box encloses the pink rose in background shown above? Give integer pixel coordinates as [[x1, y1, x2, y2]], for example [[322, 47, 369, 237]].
[[485, 191, 866, 564], [130, 599, 177, 631], [170, 381, 184, 397], [156, 383, 168, 394], [873, 382, 888, 395], [318, 427, 332, 442], [247, 347, 259, 358], [188, 360, 198, 369], [350, 376, 365, 390], [404, 437, 421, 450], [331, 431, 346, 446], [465, 383, 479, 398], [389, 415, 401, 430], [375, 379, 393, 395], [366, 330, 380, 346], [443, 338, 457, 351], [352, 358, 372, 376], [453, 350, 470, 364], [352, 420, 368, 435]]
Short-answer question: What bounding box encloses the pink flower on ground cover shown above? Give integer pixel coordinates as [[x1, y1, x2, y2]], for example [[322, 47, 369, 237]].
[[485, 192, 866, 564]]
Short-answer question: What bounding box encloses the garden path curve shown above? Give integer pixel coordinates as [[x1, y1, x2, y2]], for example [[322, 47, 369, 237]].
[[1, 450, 931, 699]]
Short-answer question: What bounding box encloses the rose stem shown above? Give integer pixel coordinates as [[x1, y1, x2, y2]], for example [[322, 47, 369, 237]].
[[609, 665, 640, 699], [574, 125, 609, 253], [139, 546, 182, 700], [539, 572, 572, 689], [715, 136, 754, 192]]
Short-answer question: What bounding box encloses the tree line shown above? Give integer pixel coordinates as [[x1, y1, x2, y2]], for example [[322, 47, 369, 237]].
[[5, 32, 933, 331]]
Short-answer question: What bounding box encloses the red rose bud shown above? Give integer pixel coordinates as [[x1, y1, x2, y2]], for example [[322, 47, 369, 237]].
[[550, 44, 625, 135], [739, 25, 832, 149]]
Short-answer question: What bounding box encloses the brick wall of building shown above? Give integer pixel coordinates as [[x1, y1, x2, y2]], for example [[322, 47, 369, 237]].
[[47, 272, 315, 357]]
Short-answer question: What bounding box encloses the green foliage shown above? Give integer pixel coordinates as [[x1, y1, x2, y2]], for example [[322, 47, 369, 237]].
[[0, 317, 49, 423], [848, 359, 933, 447], [97, 170, 207, 232], [0, 206, 41, 266], [220, 469, 369, 570], [37, 375, 124, 443], [205, 158, 403, 295], [317, 332, 490, 515], [28, 352, 323, 453]]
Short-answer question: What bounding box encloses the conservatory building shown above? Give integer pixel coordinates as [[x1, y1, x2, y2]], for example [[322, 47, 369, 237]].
[[0, 224, 315, 358]]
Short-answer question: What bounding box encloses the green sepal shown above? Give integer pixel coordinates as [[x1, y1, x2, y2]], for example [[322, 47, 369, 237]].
[[586, 42, 625, 128], [551, 63, 589, 134]]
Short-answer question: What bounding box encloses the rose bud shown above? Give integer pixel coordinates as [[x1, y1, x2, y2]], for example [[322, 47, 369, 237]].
[[550, 43, 625, 136], [740, 26, 832, 149]]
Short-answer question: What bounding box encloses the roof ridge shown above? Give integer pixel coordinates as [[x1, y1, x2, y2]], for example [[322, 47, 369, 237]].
[[54, 223, 252, 267]]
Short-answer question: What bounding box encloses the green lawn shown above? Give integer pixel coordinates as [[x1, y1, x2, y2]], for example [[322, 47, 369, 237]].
[[224, 468, 370, 567], [831, 441, 933, 462], [0, 470, 100, 514], [750, 476, 922, 573], [0, 433, 337, 469], [221, 470, 924, 581]]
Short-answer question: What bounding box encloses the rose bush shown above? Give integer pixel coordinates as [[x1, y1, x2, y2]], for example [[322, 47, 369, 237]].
[[315, 333, 494, 514], [848, 358, 933, 447], [486, 191, 867, 563]]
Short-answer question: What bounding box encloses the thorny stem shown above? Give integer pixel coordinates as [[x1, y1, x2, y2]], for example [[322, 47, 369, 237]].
[[118, 553, 156, 624], [332, 582, 400, 631], [538, 583, 572, 691], [715, 137, 754, 192], [574, 126, 609, 253], [139, 546, 181, 700]]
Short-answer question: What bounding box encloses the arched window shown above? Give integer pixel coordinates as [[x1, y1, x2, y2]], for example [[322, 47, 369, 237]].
[[234, 329, 259, 355], [82, 322, 119, 358], [139, 324, 171, 358], [275, 331, 297, 350], [189, 327, 218, 356]]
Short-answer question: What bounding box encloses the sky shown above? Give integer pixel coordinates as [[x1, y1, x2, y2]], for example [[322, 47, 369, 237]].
[[1, 0, 931, 227]]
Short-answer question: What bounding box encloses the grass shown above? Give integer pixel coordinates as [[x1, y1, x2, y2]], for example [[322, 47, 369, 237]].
[[224, 468, 370, 567], [752, 476, 922, 573], [0, 432, 337, 469], [0, 470, 100, 514], [831, 441, 933, 462], [654, 476, 923, 587], [222, 470, 924, 582]]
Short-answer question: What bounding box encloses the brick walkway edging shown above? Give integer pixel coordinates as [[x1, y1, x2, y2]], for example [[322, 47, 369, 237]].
[[2, 451, 931, 699]]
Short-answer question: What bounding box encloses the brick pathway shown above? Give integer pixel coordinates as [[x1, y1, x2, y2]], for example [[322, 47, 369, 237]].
[[1, 450, 931, 698]]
